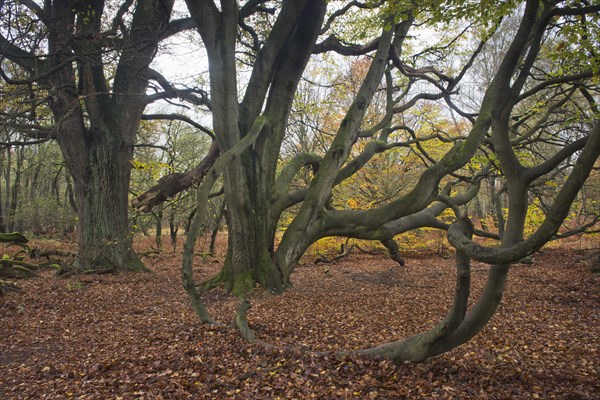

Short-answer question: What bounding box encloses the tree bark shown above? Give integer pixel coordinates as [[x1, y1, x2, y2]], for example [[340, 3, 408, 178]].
[[65, 134, 146, 272]]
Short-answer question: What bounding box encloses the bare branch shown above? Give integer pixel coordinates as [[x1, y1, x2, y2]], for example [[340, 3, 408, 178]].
[[313, 35, 379, 55], [141, 113, 215, 139]]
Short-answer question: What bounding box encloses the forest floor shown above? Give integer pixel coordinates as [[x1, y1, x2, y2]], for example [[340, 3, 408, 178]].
[[0, 236, 599, 399]]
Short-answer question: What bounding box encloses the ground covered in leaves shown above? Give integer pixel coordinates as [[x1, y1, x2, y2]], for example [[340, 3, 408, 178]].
[[1, 237, 599, 399]]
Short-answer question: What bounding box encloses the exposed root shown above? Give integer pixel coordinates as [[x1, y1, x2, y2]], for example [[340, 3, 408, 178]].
[[196, 269, 227, 294], [354, 244, 384, 256], [57, 266, 116, 277], [315, 243, 355, 264], [0, 279, 23, 296], [235, 298, 257, 343]]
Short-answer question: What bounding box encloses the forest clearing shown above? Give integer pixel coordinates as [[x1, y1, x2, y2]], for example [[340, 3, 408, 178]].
[[1, 235, 598, 399]]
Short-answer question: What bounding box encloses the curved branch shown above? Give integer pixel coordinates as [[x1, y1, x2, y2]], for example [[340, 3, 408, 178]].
[[313, 35, 379, 55], [324, 179, 482, 240], [320, 1, 382, 35], [158, 18, 198, 41], [272, 152, 322, 200], [523, 135, 588, 183], [517, 71, 593, 102], [182, 169, 218, 324], [552, 4, 600, 17], [448, 122, 600, 265], [355, 217, 473, 362], [144, 68, 211, 108], [141, 113, 214, 139]]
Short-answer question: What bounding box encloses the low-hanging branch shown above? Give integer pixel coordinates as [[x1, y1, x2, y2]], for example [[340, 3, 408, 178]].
[[132, 141, 220, 212]]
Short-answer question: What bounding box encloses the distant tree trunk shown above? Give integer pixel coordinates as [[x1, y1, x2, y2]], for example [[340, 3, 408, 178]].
[[65, 173, 77, 213], [4, 147, 11, 227], [169, 206, 178, 249], [0, 150, 4, 232], [474, 196, 490, 232], [209, 201, 226, 255], [52, 166, 63, 206], [155, 209, 163, 250], [493, 185, 507, 239], [9, 147, 24, 231]]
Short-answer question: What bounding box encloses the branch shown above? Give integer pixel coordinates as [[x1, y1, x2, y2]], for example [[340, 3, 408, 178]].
[[552, 4, 600, 17], [323, 179, 482, 240], [159, 18, 198, 41], [0, 136, 52, 149], [0, 33, 48, 75], [141, 113, 215, 139], [18, 0, 45, 21], [448, 122, 600, 264], [523, 135, 588, 183], [552, 217, 600, 240], [313, 35, 379, 55], [103, 0, 134, 38], [273, 152, 322, 201], [144, 68, 211, 108], [132, 141, 220, 212], [517, 71, 593, 102], [239, 0, 274, 18], [320, 1, 382, 35]]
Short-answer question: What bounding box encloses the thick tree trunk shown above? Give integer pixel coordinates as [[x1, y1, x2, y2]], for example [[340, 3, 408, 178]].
[[64, 134, 146, 273], [220, 157, 285, 296]]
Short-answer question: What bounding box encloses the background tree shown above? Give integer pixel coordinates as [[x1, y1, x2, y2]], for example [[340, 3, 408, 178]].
[[0, 0, 206, 272]]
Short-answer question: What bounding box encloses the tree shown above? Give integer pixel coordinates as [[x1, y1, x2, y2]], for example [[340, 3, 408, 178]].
[[0, 0, 206, 271], [171, 0, 600, 362]]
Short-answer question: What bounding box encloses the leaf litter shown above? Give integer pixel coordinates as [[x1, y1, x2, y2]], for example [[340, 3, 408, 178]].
[[0, 238, 598, 399]]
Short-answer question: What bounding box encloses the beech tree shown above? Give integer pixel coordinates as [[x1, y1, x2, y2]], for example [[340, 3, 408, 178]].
[[150, 0, 599, 362], [0, 0, 210, 271]]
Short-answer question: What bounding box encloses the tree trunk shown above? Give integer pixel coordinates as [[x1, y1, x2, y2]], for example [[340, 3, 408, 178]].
[[9, 147, 24, 231], [4, 146, 11, 228], [63, 133, 146, 272], [0, 150, 4, 232], [169, 207, 178, 248], [209, 200, 225, 255], [155, 209, 163, 250], [220, 156, 285, 296]]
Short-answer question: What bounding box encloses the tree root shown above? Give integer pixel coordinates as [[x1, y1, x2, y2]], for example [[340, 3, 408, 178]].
[[196, 268, 227, 293], [235, 298, 256, 343], [29, 248, 76, 259], [315, 243, 355, 264], [138, 249, 161, 258], [0, 279, 23, 296], [57, 266, 116, 277], [354, 244, 384, 256]]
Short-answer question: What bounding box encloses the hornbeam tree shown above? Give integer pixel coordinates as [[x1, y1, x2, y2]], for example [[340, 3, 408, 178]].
[[0, 0, 210, 271], [168, 0, 600, 361]]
